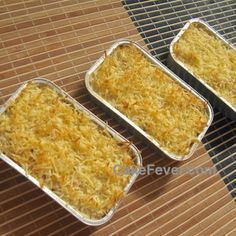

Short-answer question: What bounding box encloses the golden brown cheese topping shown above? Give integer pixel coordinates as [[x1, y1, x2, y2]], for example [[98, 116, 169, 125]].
[[174, 23, 236, 108], [0, 83, 136, 219], [91, 44, 209, 157]]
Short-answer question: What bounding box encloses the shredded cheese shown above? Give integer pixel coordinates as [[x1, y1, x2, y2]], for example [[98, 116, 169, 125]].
[[0, 83, 137, 219], [91, 44, 209, 157], [174, 23, 236, 108]]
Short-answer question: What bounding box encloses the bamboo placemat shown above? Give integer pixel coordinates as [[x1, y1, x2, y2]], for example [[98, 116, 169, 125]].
[[0, 0, 235, 235]]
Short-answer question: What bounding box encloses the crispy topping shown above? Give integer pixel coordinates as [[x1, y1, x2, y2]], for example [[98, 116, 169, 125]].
[[91, 44, 209, 157], [0, 83, 136, 219], [174, 23, 236, 108]]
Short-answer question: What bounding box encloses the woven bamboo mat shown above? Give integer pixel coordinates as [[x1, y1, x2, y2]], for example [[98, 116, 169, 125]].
[[0, 0, 235, 235]]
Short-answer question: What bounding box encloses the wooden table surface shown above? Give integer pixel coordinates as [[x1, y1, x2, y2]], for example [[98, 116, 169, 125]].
[[0, 1, 235, 235]]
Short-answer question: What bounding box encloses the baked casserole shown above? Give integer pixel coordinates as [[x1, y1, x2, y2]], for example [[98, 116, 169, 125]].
[[91, 44, 210, 157], [173, 22, 236, 109], [0, 82, 137, 220]]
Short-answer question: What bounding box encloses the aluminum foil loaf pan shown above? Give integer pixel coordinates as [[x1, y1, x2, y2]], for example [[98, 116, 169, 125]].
[[0, 78, 142, 226], [168, 18, 236, 120], [85, 39, 213, 161]]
